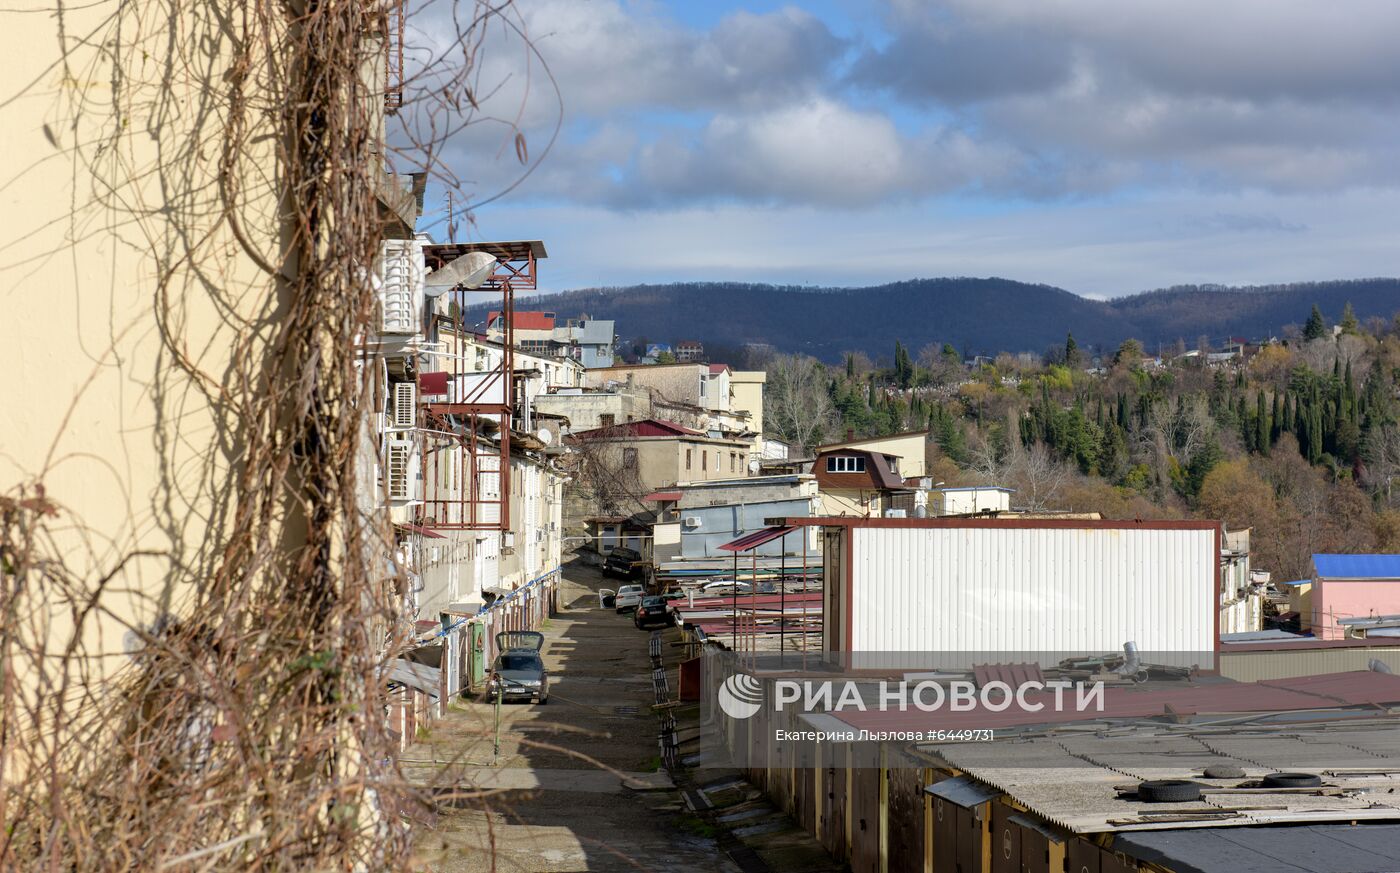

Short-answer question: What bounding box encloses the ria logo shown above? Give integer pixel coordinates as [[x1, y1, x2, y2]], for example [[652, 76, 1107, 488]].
[[718, 674, 764, 719]]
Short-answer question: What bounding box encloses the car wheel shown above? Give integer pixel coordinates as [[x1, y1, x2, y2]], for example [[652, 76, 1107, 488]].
[[1136, 780, 1202, 803]]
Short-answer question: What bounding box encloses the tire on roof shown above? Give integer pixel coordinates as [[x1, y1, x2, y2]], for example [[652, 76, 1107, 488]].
[[1262, 772, 1322, 789], [1136, 780, 1203, 803]]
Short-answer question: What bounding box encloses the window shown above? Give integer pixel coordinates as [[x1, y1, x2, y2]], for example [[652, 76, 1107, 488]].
[[701, 451, 707, 472], [686, 449, 692, 471], [622, 447, 637, 469], [826, 455, 866, 473], [599, 413, 615, 427], [698, 377, 706, 398], [729, 453, 736, 473]]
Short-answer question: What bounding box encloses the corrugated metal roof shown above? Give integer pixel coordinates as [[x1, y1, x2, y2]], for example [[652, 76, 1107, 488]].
[[718, 525, 798, 552], [923, 722, 1400, 834], [828, 671, 1400, 734], [1113, 824, 1400, 873], [1313, 554, 1400, 579], [925, 775, 1002, 809]]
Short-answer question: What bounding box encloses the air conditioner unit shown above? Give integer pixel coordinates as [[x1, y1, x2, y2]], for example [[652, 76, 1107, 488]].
[[386, 439, 418, 501], [378, 240, 425, 335], [682, 517, 702, 529], [393, 381, 416, 428]]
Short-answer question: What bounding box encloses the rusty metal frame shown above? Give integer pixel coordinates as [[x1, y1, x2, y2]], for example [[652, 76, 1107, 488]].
[[416, 242, 542, 531], [384, 0, 405, 112]]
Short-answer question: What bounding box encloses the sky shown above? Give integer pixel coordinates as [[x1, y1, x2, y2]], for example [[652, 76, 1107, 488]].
[[398, 0, 1400, 299]]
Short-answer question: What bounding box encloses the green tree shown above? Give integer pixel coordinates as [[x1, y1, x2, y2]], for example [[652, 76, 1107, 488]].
[[1340, 301, 1360, 335], [1303, 304, 1327, 341], [1113, 338, 1144, 367], [1064, 332, 1082, 367], [894, 341, 914, 389], [1255, 391, 1269, 456]]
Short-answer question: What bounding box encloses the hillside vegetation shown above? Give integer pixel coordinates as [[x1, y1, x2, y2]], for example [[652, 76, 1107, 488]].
[[761, 303, 1400, 582], [470, 278, 1400, 361]]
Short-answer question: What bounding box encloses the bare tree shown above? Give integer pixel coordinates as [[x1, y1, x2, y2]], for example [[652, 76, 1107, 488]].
[[1364, 422, 1400, 505], [1009, 442, 1069, 511], [766, 353, 839, 452], [566, 439, 649, 517]]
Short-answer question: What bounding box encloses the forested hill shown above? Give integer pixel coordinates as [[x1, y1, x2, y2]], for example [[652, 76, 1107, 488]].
[[467, 278, 1400, 361]]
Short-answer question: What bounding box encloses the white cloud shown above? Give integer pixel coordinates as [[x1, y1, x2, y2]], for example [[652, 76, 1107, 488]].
[[397, 0, 1400, 294]]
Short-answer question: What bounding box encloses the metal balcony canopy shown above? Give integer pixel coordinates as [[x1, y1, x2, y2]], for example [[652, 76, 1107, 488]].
[[423, 240, 546, 262], [718, 525, 797, 552]]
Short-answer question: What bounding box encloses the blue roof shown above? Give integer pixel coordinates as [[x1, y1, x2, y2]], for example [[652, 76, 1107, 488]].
[[1312, 554, 1400, 579], [1275, 578, 1311, 587]]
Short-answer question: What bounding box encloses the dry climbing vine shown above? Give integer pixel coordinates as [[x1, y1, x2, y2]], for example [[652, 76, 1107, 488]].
[[0, 1, 553, 869]]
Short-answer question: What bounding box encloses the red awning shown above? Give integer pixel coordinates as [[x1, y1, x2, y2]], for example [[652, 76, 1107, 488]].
[[396, 522, 446, 539], [644, 491, 683, 502], [717, 525, 797, 552]]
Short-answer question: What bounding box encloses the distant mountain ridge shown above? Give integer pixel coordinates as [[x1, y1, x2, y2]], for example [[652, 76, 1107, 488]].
[[464, 278, 1400, 361]]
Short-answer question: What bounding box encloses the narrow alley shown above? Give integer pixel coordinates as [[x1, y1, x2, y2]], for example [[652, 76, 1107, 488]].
[[406, 566, 738, 872]]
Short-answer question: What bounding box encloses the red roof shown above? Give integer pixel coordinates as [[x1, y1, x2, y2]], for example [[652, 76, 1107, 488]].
[[569, 418, 703, 440], [708, 363, 729, 374], [487, 310, 555, 331], [718, 525, 798, 552]]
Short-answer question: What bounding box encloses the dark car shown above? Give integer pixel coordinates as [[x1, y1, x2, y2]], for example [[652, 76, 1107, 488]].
[[633, 595, 674, 629], [603, 546, 647, 580], [487, 631, 549, 704]]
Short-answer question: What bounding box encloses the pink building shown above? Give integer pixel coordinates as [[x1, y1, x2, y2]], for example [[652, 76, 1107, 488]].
[[1309, 554, 1400, 640]]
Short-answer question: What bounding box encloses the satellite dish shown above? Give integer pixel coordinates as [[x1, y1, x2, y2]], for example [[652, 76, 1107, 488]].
[[536, 428, 553, 445], [424, 250, 497, 296], [747, 459, 761, 473]]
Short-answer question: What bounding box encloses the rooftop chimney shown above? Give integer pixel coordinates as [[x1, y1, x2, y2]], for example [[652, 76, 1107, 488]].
[[846, 428, 855, 442]]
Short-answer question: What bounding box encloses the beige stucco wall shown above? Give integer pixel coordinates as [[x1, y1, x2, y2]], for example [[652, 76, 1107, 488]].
[[0, 7, 326, 672], [817, 432, 928, 478], [729, 370, 767, 437], [586, 364, 711, 408], [816, 488, 883, 518], [534, 390, 649, 431]]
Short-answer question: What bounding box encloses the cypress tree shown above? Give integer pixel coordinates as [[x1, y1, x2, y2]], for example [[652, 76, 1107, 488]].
[[1256, 391, 1269, 455], [1270, 391, 1282, 445], [1303, 304, 1327, 341]]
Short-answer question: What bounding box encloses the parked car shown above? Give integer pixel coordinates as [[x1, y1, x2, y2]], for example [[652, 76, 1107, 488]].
[[603, 546, 647, 580], [486, 631, 548, 704], [701, 579, 752, 597], [634, 595, 674, 629], [614, 583, 646, 613]]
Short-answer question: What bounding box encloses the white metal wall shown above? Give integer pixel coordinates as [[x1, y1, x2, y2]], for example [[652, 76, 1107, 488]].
[[849, 526, 1215, 655]]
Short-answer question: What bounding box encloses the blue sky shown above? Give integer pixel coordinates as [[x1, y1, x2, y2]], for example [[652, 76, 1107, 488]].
[[402, 1, 1400, 298]]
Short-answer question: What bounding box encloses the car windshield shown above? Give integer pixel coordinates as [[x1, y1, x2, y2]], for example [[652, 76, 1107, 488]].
[[498, 654, 540, 672], [641, 596, 665, 606], [619, 585, 644, 594]]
